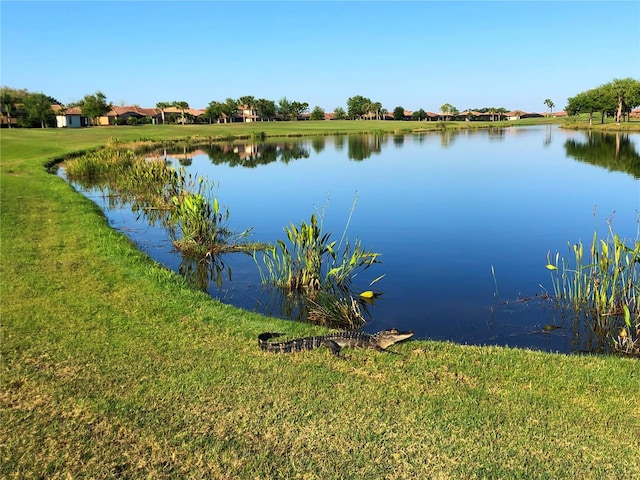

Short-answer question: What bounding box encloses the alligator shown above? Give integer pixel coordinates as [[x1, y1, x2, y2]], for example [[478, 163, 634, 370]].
[[258, 328, 414, 356]]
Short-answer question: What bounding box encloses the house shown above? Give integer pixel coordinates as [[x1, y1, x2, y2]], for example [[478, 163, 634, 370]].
[[506, 111, 523, 120], [456, 110, 480, 121], [520, 112, 544, 119], [98, 106, 162, 126], [53, 105, 90, 128], [161, 106, 205, 124], [238, 104, 259, 122], [380, 109, 413, 120], [1, 104, 25, 127]]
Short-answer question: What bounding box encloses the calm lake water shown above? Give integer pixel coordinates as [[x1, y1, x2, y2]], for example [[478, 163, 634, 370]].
[[63, 126, 640, 354]]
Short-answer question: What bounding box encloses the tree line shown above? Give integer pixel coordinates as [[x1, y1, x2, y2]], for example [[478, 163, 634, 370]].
[[2, 77, 638, 128], [565, 78, 640, 125]]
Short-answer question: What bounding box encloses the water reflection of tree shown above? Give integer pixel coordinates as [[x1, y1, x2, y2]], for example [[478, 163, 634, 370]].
[[487, 127, 505, 142], [195, 142, 310, 167], [311, 136, 326, 154], [543, 124, 552, 147], [347, 134, 383, 161], [278, 143, 310, 164], [564, 132, 640, 178], [439, 130, 458, 148], [414, 134, 427, 144], [393, 134, 405, 147]]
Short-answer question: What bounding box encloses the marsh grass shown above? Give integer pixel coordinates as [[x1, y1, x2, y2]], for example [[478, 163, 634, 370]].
[[253, 200, 381, 326], [306, 291, 368, 328], [545, 217, 640, 355], [65, 146, 258, 258], [169, 179, 253, 255]]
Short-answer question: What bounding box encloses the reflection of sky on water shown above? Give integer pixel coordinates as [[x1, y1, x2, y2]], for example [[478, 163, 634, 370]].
[[68, 126, 640, 354]]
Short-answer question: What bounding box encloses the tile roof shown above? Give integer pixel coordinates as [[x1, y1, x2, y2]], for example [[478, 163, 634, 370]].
[[107, 106, 161, 117]]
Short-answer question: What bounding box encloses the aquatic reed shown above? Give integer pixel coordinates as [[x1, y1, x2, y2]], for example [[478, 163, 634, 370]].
[[545, 219, 639, 354], [65, 146, 256, 257], [253, 201, 382, 326], [255, 211, 380, 293]]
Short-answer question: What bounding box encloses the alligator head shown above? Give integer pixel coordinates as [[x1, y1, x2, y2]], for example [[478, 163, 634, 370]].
[[375, 328, 414, 349]]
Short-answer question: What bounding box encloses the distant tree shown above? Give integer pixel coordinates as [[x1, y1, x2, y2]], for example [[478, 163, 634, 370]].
[[440, 103, 456, 120], [412, 108, 427, 121], [393, 106, 405, 120], [566, 91, 591, 123], [380, 108, 388, 120], [173, 101, 189, 125], [544, 98, 555, 116], [221, 98, 238, 123], [278, 97, 294, 121], [566, 79, 640, 125], [203, 100, 224, 124], [310, 105, 325, 120], [238, 95, 256, 109], [346, 95, 371, 119], [156, 101, 171, 124], [333, 107, 347, 120], [370, 101, 382, 120], [0, 89, 18, 129], [291, 101, 309, 120], [80, 91, 111, 125], [255, 98, 276, 121], [606, 78, 640, 123], [23, 92, 53, 128]]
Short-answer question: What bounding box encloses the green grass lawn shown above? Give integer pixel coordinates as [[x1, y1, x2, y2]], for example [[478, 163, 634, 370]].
[[1, 123, 639, 479]]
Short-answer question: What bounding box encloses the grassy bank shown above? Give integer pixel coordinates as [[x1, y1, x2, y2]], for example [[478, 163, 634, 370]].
[[2, 124, 639, 479], [561, 113, 640, 132]]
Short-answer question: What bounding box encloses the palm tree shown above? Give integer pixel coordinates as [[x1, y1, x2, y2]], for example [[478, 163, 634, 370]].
[[173, 101, 189, 125], [222, 98, 238, 123], [371, 101, 382, 120], [156, 102, 170, 124], [440, 103, 455, 121], [544, 99, 555, 116], [238, 96, 256, 122], [1, 91, 17, 129]]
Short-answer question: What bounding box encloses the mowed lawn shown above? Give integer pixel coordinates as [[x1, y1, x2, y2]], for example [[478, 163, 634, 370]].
[[1, 123, 639, 479]]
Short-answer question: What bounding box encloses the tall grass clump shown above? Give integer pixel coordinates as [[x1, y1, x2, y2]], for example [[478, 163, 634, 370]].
[[545, 217, 640, 356], [253, 199, 381, 326], [169, 177, 253, 256], [64, 145, 257, 258], [255, 212, 380, 293], [64, 148, 137, 178]]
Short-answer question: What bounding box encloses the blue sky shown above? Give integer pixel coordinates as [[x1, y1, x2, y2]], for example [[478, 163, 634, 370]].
[[2, 1, 638, 113]]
